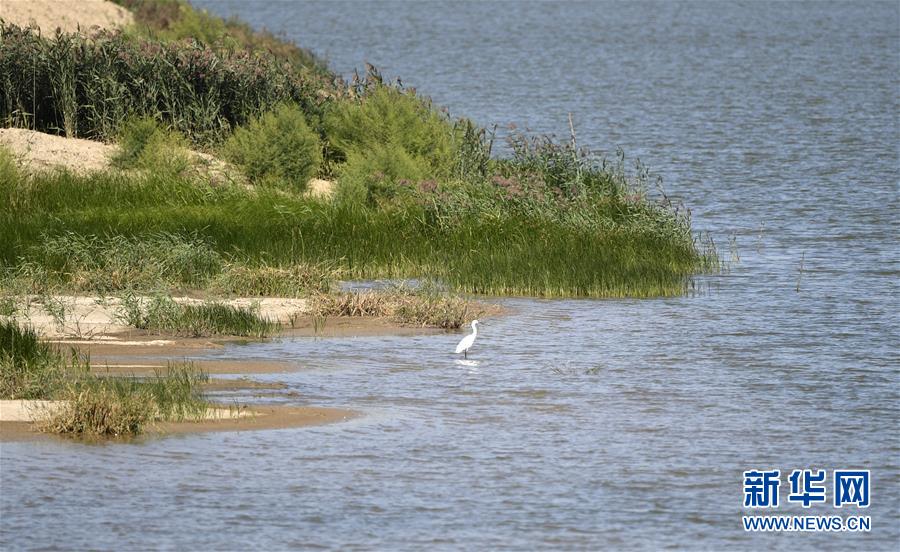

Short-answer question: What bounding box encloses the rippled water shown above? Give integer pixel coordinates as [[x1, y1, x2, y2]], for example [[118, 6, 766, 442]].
[[2, 1, 898, 549]]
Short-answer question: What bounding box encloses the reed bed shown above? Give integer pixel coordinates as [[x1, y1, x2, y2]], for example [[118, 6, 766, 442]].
[[0, 22, 329, 146], [114, 0, 329, 75]]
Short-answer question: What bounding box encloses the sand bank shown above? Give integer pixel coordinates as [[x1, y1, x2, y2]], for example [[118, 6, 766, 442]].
[[1, 295, 309, 339], [0, 0, 132, 34], [0, 400, 356, 442]]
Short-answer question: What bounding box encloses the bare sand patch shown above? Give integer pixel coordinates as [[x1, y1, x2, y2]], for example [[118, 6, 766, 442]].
[[0, 127, 117, 175], [306, 178, 335, 199], [2, 295, 309, 339], [0, 0, 133, 34], [0, 128, 243, 184], [0, 400, 65, 422], [155, 405, 356, 436]]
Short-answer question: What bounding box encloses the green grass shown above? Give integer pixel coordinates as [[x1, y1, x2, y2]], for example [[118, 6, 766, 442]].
[[0, 319, 208, 435], [0, 320, 66, 399], [0, 157, 715, 297], [118, 294, 279, 337]]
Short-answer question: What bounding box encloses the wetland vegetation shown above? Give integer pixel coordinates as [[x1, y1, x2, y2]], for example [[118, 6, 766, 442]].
[[0, 0, 716, 437], [0, 0, 717, 301], [1, 319, 207, 436]]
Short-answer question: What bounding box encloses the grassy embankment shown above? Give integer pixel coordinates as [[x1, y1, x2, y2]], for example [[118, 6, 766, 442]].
[[0, 0, 717, 305], [1, 319, 207, 436]]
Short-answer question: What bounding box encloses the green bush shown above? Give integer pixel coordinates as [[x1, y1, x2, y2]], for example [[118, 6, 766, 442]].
[[336, 144, 430, 205], [112, 116, 190, 176], [222, 103, 322, 191], [325, 86, 458, 203]]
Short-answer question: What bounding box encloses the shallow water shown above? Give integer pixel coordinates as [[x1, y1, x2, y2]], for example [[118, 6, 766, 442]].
[[2, 1, 898, 549]]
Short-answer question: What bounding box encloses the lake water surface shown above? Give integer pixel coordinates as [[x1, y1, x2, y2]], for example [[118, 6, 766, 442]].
[[2, 1, 897, 549]]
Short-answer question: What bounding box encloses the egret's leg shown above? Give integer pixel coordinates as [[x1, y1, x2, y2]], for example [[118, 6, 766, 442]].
[[464, 349, 467, 359]]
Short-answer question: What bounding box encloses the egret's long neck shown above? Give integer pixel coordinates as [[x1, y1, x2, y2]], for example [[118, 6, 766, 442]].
[[471, 323, 477, 336]]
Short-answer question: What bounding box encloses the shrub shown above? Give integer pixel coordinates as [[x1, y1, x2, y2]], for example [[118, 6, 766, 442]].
[[325, 86, 459, 203], [336, 144, 430, 206], [112, 116, 190, 176], [222, 103, 322, 190]]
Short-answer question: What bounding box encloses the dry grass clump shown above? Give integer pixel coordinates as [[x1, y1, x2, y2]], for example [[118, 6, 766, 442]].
[[309, 288, 498, 329], [40, 364, 208, 436], [41, 382, 153, 436]]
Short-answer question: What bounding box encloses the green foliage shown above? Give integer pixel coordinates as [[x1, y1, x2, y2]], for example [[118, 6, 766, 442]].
[[114, 0, 329, 75], [325, 86, 459, 203], [0, 320, 64, 399], [222, 103, 322, 190], [113, 116, 190, 175], [336, 145, 429, 205], [0, 160, 715, 297], [27, 232, 223, 293], [118, 294, 278, 338], [0, 22, 329, 146], [210, 263, 337, 297]]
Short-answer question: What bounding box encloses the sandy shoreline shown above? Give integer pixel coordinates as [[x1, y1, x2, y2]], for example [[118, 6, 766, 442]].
[[0, 295, 436, 441], [0, 404, 357, 442]]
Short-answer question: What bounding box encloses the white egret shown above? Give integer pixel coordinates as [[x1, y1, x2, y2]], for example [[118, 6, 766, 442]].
[[455, 320, 479, 358]]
